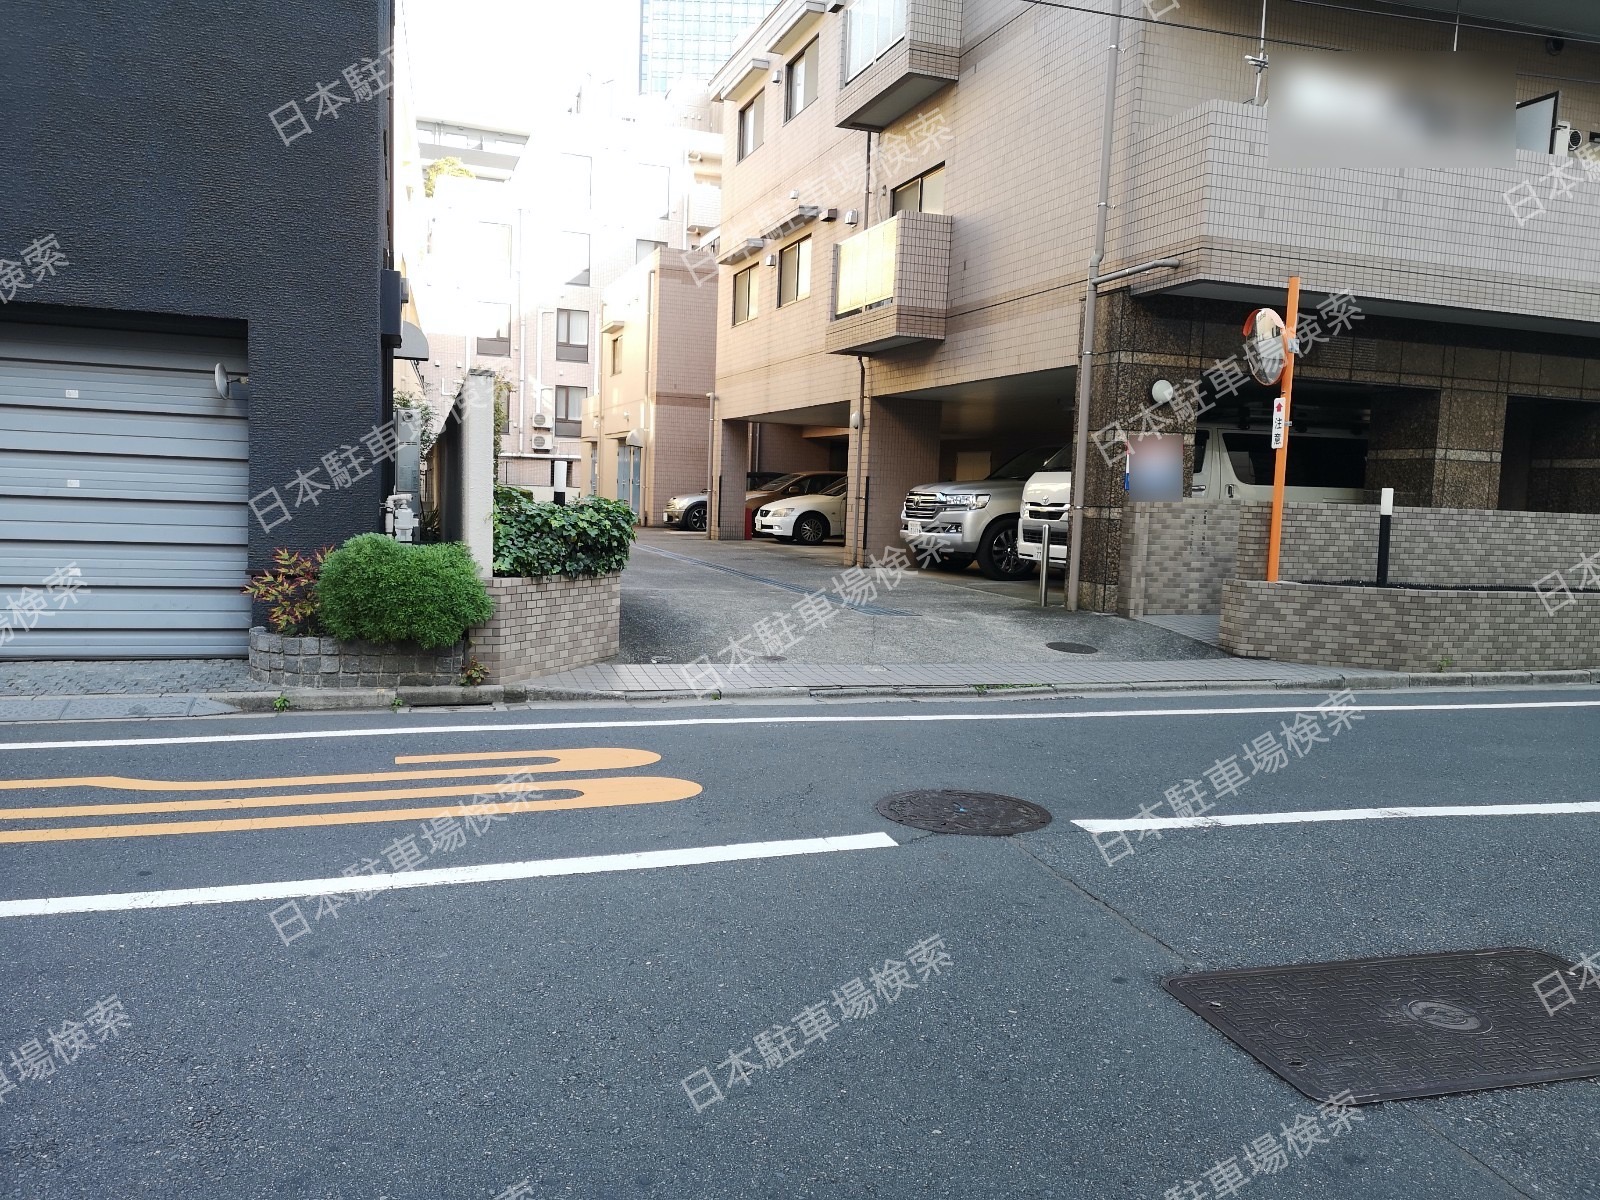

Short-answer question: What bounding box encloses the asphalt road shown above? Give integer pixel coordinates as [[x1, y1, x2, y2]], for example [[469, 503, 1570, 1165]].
[[618, 528, 1227, 665], [0, 686, 1598, 1198]]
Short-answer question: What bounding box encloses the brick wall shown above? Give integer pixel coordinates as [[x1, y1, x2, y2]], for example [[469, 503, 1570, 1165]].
[[473, 574, 621, 682], [1234, 503, 1600, 587], [1118, 503, 1240, 617], [1220, 580, 1600, 673]]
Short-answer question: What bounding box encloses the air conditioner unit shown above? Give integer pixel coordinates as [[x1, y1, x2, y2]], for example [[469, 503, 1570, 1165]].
[[531, 409, 554, 430], [1555, 121, 1582, 154], [530, 432, 555, 454]]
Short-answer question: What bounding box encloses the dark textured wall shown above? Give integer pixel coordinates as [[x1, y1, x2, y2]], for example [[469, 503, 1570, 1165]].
[[0, 0, 393, 570]]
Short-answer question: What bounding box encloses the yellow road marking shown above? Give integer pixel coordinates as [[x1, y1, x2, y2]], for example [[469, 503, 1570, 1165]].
[[0, 748, 657, 794], [393, 749, 622, 764], [0, 776, 592, 820], [0, 775, 703, 844]]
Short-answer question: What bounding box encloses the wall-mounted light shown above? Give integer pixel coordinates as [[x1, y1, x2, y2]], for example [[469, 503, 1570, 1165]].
[[849, 410, 861, 430]]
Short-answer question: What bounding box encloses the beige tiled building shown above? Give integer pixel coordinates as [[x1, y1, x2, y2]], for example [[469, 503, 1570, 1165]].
[[587, 248, 719, 520], [706, 0, 1600, 609]]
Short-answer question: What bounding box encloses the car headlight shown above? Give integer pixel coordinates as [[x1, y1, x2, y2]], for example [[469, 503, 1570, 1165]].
[[938, 493, 990, 510], [770, 506, 794, 517]]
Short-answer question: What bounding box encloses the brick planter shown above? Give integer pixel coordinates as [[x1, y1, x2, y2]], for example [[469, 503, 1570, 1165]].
[[473, 573, 621, 682], [1220, 580, 1600, 673], [248, 628, 465, 689]]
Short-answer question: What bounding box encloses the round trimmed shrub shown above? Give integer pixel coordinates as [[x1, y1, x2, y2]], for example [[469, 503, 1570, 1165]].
[[316, 534, 493, 650]]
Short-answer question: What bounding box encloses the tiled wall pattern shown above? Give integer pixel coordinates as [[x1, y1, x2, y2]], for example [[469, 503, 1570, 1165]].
[[474, 574, 622, 682], [1221, 580, 1600, 672], [1118, 502, 1241, 617], [590, 250, 715, 523], [826, 211, 953, 353], [1122, 102, 1600, 326], [1233, 502, 1600, 586], [834, 0, 962, 128]]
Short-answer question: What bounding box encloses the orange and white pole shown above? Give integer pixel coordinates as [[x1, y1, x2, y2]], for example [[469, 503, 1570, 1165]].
[[1266, 276, 1301, 582]]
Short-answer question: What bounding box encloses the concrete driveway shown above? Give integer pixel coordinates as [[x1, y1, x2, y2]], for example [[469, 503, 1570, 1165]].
[[619, 528, 1226, 667]]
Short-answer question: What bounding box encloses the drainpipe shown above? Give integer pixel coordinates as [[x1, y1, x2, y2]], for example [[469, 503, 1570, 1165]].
[[706, 392, 716, 501], [855, 355, 869, 565], [1065, 15, 1123, 614]]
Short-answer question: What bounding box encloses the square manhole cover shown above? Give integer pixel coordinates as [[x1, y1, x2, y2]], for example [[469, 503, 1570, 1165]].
[[1164, 948, 1600, 1104]]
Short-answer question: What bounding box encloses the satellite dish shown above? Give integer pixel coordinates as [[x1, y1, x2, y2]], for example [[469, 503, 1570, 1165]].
[[213, 363, 230, 398], [1242, 308, 1286, 386]]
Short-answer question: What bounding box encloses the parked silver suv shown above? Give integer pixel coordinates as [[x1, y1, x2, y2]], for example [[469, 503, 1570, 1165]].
[[900, 446, 1063, 580]]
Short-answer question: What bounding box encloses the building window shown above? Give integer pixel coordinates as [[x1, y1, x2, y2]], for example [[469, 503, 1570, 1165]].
[[558, 154, 592, 208], [786, 38, 819, 120], [636, 238, 667, 263], [738, 90, 765, 161], [475, 302, 512, 357], [733, 264, 759, 325], [638, 164, 672, 219], [556, 308, 589, 362], [778, 237, 811, 306], [890, 164, 946, 216], [559, 231, 591, 286], [610, 333, 624, 375], [554, 385, 585, 437], [846, 0, 908, 82]]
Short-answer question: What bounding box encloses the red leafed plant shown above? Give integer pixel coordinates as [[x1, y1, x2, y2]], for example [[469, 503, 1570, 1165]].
[[243, 547, 333, 636]]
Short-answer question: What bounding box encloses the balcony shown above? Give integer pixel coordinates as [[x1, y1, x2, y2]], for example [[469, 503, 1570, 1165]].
[[835, 0, 962, 132], [826, 211, 952, 355], [1121, 101, 1600, 334]]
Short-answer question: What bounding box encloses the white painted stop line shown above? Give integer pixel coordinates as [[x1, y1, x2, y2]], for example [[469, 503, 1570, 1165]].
[[1075, 801, 1600, 835], [0, 832, 900, 919]]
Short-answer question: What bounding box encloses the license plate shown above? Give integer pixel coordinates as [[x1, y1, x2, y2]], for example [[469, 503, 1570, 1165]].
[[905, 521, 922, 536]]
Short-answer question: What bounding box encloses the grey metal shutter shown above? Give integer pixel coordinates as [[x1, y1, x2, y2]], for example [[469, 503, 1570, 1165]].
[[0, 323, 250, 659]]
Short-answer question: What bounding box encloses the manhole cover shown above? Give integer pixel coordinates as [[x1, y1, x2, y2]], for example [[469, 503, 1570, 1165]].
[[1164, 948, 1600, 1104], [1045, 641, 1098, 654], [875, 790, 1051, 836]]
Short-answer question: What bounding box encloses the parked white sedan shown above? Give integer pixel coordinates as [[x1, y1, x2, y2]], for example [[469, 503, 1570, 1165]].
[[754, 479, 847, 545]]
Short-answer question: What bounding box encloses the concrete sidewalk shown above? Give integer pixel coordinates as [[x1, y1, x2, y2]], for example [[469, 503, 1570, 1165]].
[[5, 528, 1595, 720]]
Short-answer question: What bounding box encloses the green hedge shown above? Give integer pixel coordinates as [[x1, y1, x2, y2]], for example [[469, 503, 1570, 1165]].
[[316, 534, 493, 650], [493, 488, 636, 579]]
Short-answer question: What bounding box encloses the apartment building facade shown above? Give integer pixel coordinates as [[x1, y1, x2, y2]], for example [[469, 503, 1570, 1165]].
[[414, 89, 723, 495], [708, 0, 1600, 609], [589, 248, 718, 518]]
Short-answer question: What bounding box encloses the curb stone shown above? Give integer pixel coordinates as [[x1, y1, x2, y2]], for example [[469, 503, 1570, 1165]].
[[5, 669, 1595, 725]]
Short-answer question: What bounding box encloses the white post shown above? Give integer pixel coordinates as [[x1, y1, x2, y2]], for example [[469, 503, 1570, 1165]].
[[458, 371, 496, 580]]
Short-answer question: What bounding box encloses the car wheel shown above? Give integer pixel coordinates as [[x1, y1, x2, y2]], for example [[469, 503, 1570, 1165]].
[[976, 520, 1032, 581], [793, 514, 829, 545], [684, 504, 706, 532], [929, 553, 974, 573]]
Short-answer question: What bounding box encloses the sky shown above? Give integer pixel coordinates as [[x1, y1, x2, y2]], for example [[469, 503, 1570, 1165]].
[[400, 0, 641, 128]]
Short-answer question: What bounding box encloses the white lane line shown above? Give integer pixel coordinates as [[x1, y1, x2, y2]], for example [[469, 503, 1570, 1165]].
[[1074, 801, 1600, 834], [0, 832, 900, 918], [3, 698, 1599, 753]]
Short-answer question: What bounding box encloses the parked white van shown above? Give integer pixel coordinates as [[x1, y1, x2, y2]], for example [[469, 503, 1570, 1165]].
[[1018, 423, 1368, 568]]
